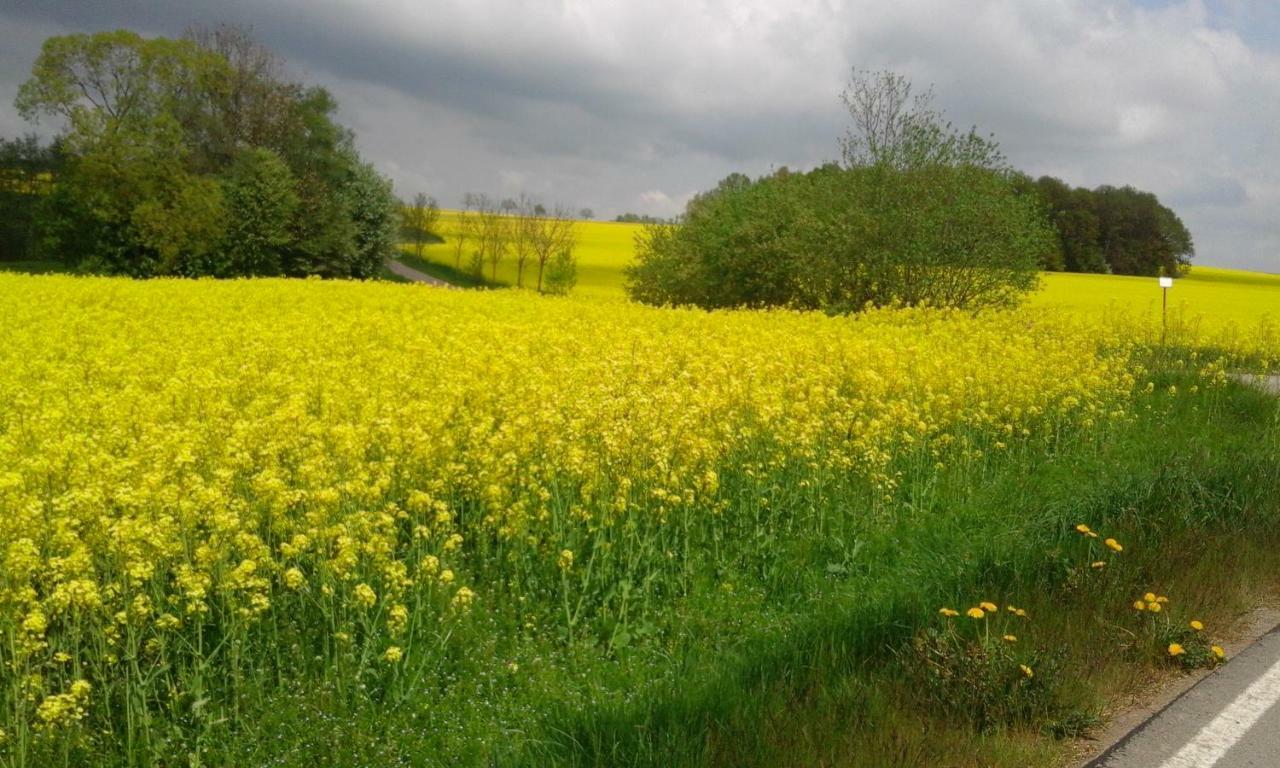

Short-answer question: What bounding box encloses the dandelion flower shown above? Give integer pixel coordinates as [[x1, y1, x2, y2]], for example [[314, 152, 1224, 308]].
[[1076, 524, 1092, 534], [1156, 596, 1169, 604], [1104, 538, 1123, 553], [1148, 602, 1162, 614], [1143, 592, 1157, 603], [1211, 646, 1225, 659], [939, 608, 959, 617], [1091, 561, 1106, 569], [1189, 620, 1204, 632], [1133, 600, 1146, 611], [1003, 634, 1017, 643], [1020, 664, 1034, 678], [979, 601, 998, 613], [1168, 643, 1185, 657], [967, 607, 985, 619]]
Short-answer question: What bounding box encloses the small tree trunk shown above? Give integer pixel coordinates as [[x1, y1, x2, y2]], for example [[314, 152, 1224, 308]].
[[537, 260, 546, 292]]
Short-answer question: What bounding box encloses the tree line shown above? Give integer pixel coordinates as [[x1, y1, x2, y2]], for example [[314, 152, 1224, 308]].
[[1, 26, 399, 278], [1012, 175, 1192, 276], [440, 194, 579, 294], [628, 70, 1195, 312]]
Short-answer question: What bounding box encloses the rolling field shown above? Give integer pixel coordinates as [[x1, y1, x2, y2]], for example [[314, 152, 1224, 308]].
[[412, 212, 1279, 341]]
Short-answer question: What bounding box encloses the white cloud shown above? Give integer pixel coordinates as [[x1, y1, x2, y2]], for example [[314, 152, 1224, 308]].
[[2, 0, 1278, 269]]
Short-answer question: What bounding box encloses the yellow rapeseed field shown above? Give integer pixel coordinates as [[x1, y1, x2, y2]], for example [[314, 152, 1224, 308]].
[[411, 212, 1279, 345], [0, 273, 1150, 755]]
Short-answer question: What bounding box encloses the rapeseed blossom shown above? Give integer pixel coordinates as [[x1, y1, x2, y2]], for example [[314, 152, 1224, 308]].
[[0, 275, 1145, 748]]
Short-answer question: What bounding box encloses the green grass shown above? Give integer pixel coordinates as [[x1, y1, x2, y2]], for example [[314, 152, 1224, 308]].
[[396, 250, 495, 288], [182, 368, 1280, 768]]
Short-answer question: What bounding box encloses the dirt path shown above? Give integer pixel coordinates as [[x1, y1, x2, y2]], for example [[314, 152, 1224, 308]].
[[385, 258, 451, 287]]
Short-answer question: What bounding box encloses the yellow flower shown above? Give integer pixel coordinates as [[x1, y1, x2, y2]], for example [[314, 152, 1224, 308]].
[[353, 583, 377, 608], [1075, 523, 1092, 534], [283, 567, 305, 590], [939, 607, 959, 617], [1148, 602, 1162, 614], [1105, 538, 1123, 552], [979, 601, 998, 613], [558, 549, 574, 571], [1003, 634, 1017, 643], [1211, 646, 1225, 659], [1019, 664, 1034, 678], [1189, 620, 1204, 631], [966, 607, 986, 619], [1156, 596, 1169, 604], [382, 646, 404, 663], [1090, 561, 1106, 569], [1143, 592, 1157, 603], [1168, 643, 1185, 657], [1014, 608, 1028, 618], [1133, 600, 1146, 611]]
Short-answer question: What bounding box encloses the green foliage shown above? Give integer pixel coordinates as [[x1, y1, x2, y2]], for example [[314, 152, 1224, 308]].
[[344, 159, 401, 279], [12, 28, 397, 279], [0, 135, 61, 261], [543, 249, 578, 295], [221, 148, 299, 276], [1017, 174, 1194, 276], [627, 164, 1051, 311]]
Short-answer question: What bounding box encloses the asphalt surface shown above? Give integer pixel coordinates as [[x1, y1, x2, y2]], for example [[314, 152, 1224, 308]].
[[384, 258, 451, 286], [1089, 627, 1280, 767]]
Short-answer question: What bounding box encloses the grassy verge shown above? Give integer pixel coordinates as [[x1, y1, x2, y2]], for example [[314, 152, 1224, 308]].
[[396, 251, 497, 288], [185, 370, 1280, 768]]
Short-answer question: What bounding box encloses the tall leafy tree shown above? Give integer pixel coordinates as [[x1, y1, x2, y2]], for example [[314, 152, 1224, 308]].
[[14, 28, 399, 279], [221, 148, 299, 276]]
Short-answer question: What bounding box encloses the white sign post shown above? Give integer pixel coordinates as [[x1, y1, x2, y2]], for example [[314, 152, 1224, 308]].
[[1159, 276, 1174, 344]]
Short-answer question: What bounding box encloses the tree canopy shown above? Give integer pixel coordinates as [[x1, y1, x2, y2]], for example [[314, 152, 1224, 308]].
[[628, 71, 1052, 312], [10, 26, 399, 278]]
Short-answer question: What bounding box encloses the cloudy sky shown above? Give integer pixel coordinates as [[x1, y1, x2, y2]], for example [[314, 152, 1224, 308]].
[[2, 0, 1278, 271]]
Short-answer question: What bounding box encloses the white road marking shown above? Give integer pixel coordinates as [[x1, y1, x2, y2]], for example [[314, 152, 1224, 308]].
[[1159, 655, 1280, 768]]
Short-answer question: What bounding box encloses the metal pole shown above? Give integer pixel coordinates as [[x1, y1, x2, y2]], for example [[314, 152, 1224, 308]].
[[1162, 286, 1168, 346]]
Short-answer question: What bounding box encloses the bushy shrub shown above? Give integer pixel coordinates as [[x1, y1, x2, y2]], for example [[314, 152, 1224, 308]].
[[627, 164, 1053, 312]]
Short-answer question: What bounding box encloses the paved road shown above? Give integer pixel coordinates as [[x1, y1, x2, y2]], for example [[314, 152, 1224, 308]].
[[1089, 627, 1280, 768], [1087, 374, 1280, 768], [384, 258, 451, 287]]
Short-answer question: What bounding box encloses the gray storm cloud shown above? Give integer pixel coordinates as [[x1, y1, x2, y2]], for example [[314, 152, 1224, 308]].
[[1, 0, 1278, 271]]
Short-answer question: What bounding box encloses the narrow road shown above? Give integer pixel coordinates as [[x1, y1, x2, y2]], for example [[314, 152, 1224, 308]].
[[1088, 627, 1280, 768], [1088, 373, 1279, 768], [384, 258, 451, 287]]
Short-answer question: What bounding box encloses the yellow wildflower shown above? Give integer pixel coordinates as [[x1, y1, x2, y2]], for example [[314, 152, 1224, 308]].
[[966, 607, 985, 619], [1168, 643, 1185, 657], [1190, 620, 1204, 632], [1105, 538, 1123, 553]]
